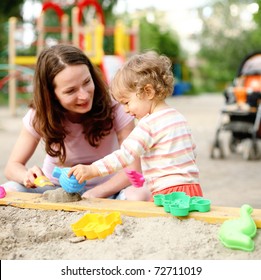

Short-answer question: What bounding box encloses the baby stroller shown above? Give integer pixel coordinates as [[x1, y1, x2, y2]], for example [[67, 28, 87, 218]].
[[210, 51, 261, 160]]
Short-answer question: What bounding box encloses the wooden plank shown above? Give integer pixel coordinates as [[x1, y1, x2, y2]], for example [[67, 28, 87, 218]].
[[1, 192, 261, 228]]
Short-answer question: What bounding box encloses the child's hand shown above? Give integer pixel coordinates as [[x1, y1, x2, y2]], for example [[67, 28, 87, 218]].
[[68, 164, 100, 184]]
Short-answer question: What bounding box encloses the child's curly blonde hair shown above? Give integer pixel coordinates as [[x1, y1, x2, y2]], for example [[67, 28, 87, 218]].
[[110, 51, 175, 101]]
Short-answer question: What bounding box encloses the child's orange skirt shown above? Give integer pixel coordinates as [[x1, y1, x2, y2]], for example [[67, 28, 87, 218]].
[[151, 184, 203, 201]]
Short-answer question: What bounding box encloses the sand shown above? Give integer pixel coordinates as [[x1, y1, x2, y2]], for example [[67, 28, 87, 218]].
[[0, 94, 261, 260], [1, 206, 260, 260]]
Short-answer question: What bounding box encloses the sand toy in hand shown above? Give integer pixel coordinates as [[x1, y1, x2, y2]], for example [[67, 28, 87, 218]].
[[0, 186, 6, 198], [125, 169, 145, 188], [52, 166, 86, 193], [34, 176, 54, 187]]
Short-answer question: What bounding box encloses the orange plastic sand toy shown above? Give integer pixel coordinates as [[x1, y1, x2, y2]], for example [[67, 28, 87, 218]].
[[71, 212, 122, 239]]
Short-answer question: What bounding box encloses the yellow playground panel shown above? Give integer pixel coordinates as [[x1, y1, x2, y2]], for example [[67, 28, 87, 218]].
[[83, 19, 105, 66], [14, 56, 37, 65]]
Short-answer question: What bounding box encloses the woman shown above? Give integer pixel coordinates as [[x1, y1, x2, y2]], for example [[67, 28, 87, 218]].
[[4, 44, 149, 200]]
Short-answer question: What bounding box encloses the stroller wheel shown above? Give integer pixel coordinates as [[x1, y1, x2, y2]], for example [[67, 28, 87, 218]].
[[210, 140, 225, 159], [229, 136, 239, 153], [242, 139, 256, 160]]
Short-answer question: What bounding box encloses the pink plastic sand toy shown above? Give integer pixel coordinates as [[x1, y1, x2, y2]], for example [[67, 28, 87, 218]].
[[125, 170, 145, 188], [0, 186, 6, 198]]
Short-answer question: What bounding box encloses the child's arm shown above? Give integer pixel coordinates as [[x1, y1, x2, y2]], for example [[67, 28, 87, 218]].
[[70, 122, 151, 185], [68, 164, 101, 184]]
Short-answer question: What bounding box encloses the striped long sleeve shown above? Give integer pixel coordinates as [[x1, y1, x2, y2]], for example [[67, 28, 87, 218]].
[[92, 108, 199, 193]]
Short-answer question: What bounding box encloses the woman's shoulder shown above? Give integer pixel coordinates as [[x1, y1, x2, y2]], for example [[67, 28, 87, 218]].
[[22, 108, 40, 138], [23, 108, 35, 122]]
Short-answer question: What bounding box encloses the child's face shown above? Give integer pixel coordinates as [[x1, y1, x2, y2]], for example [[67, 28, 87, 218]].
[[116, 91, 153, 119]]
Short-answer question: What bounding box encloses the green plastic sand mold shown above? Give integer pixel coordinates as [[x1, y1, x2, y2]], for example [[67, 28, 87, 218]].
[[153, 191, 211, 217], [218, 204, 257, 252], [71, 212, 122, 240]]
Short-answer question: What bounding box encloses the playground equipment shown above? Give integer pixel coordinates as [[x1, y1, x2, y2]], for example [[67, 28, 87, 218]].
[[7, 0, 140, 115], [1, 63, 34, 112]]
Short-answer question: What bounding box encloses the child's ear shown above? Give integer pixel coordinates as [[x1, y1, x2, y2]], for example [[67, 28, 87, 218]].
[[144, 84, 155, 99]]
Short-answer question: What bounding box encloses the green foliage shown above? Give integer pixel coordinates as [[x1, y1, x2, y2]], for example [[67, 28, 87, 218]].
[[0, 0, 24, 63], [0, 0, 24, 19], [158, 30, 180, 59], [98, 0, 118, 25], [199, 30, 259, 88], [139, 17, 180, 59], [197, 0, 261, 92], [139, 18, 161, 52], [253, 0, 261, 26]]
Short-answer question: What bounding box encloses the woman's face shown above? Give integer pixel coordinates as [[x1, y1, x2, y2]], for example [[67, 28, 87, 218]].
[[54, 64, 95, 116]]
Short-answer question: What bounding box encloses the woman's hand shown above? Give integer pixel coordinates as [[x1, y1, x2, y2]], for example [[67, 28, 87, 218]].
[[68, 164, 100, 184], [23, 165, 44, 188]]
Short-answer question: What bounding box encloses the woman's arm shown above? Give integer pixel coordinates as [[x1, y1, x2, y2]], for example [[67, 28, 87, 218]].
[[81, 120, 141, 198], [4, 126, 43, 187]]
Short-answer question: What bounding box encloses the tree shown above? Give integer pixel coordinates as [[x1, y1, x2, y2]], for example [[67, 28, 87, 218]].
[[138, 17, 180, 59], [196, 0, 261, 92], [98, 0, 118, 25], [0, 0, 25, 62]]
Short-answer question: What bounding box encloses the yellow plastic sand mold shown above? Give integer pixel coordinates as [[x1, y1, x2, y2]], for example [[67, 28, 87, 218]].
[[34, 176, 55, 187], [71, 212, 122, 240]]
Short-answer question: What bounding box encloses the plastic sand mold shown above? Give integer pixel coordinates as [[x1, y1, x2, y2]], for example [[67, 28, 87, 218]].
[[34, 176, 54, 187], [0, 186, 6, 198], [71, 212, 122, 239], [125, 169, 145, 188], [154, 191, 211, 216], [218, 204, 257, 251], [52, 166, 86, 193]]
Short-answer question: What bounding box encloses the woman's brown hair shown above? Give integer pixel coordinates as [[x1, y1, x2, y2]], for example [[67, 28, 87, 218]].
[[31, 44, 114, 163]]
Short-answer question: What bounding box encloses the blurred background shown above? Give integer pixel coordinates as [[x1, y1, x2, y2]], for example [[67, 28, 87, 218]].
[[1, 0, 261, 106]]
